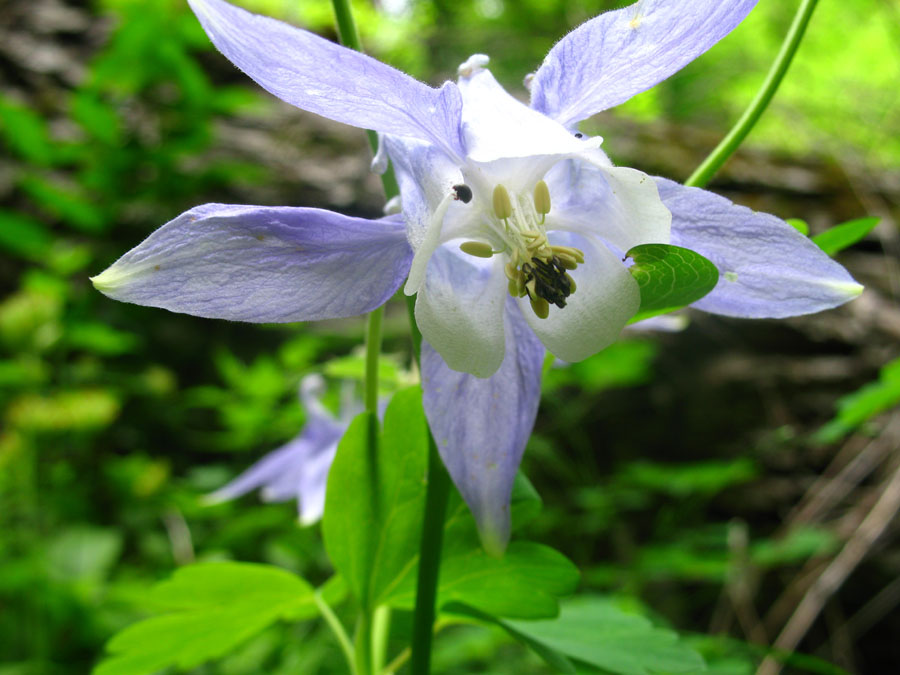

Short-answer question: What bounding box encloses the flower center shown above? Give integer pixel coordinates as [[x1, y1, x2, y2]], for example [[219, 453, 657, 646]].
[[458, 180, 584, 319]]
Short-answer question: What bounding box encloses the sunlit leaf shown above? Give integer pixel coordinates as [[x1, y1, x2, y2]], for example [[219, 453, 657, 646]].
[[94, 563, 316, 675], [785, 218, 809, 236], [627, 244, 719, 321], [6, 390, 120, 432]]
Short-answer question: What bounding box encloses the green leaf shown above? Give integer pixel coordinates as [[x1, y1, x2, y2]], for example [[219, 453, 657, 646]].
[[19, 174, 107, 233], [785, 218, 809, 236], [67, 322, 140, 356], [811, 216, 879, 256], [0, 97, 55, 165], [322, 354, 402, 386], [323, 386, 573, 619], [0, 209, 54, 261], [94, 563, 315, 675], [444, 602, 577, 674], [503, 596, 706, 675], [814, 356, 900, 443], [386, 541, 579, 619], [627, 244, 719, 321], [322, 386, 429, 611]]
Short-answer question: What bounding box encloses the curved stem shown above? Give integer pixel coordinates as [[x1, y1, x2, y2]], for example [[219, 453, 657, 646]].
[[315, 590, 356, 675], [685, 0, 819, 188]]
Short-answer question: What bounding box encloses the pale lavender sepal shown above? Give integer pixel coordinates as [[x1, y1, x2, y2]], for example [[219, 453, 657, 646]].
[[530, 0, 758, 128], [422, 300, 544, 556], [91, 204, 412, 322], [187, 0, 464, 159], [206, 375, 345, 524], [658, 178, 864, 318]]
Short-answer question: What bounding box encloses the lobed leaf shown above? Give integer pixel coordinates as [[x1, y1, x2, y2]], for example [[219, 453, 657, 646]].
[[94, 562, 315, 675]]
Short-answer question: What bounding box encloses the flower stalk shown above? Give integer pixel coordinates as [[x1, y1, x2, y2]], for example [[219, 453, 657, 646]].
[[685, 0, 820, 188]]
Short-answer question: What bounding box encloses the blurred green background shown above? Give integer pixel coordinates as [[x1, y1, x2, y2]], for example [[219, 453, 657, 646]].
[[2, 0, 899, 673]]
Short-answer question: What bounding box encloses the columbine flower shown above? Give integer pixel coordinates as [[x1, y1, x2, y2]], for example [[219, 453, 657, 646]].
[[92, 0, 862, 554], [204, 375, 350, 525]]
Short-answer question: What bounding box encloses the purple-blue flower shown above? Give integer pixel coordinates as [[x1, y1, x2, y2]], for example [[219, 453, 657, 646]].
[[92, 0, 861, 554], [204, 375, 349, 525]]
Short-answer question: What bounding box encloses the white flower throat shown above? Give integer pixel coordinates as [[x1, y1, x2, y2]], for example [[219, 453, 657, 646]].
[[456, 180, 584, 319]]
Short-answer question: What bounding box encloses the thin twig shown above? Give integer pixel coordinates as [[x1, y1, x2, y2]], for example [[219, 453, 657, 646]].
[[757, 424, 900, 675]]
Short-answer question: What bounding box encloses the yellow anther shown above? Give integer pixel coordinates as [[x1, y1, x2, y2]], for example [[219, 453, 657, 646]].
[[533, 180, 551, 216], [555, 253, 578, 270], [530, 296, 550, 319], [565, 273, 576, 293], [551, 245, 585, 264], [459, 241, 495, 258], [492, 184, 513, 220]]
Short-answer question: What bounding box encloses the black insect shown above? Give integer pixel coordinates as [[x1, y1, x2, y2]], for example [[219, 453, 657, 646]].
[[521, 256, 572, 309], [574, 132, 583, 139], [452, 184, 473, 203]]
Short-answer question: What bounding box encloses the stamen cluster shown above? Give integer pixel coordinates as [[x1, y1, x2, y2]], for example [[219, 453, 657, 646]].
[[458, 180, 584, 319]]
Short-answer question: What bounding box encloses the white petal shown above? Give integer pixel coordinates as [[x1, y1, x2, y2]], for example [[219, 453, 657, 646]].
[[545, 159, 671, 253], [455, 64, 602, 190], [416, 246, 508, 377], [520, 233, 640, 362]]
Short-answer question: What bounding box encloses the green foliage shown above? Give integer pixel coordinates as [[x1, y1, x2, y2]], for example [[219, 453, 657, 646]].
[[324, 388, 578, 620], [481, 596, 706, 675], [815, 357, 900, 443], [627, 244, 719, 321], [94, 563, 316, 675], [811, 217, 880, 256], [323, 388, 429, 611]]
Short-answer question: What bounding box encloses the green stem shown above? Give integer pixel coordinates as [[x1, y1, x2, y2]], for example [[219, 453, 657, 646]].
[[355, 613, 373, 675], [685, 0, 819, 188], [405, 294, 423, 368], [410, 435, 451, 675], [371, 605, 391, 671], [315, 590, 357, 674], [364, 307, 384, 414], [330, 3, 393, 674], [331, 3, 444, 672]]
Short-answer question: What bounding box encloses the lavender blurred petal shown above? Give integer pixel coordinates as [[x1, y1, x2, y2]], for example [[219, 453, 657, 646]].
[[422, 300, 545, 556], [658, 178, 863, 318], [294, 440, 339, 525], [205, 439, 311, 504], [531, 0, 757, 128], [91, 204, 412, 322], [187, 0, 463, 158]]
